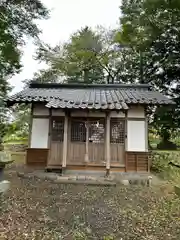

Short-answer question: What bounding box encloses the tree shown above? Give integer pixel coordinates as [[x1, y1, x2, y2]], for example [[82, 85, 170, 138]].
[[33, 26, 133, 84], [116, 0, 180, 145], [0, 0, 49, 78], [0, 0, 49, 143], [34, 27, 105, 84], [5, 104, 31, 141]]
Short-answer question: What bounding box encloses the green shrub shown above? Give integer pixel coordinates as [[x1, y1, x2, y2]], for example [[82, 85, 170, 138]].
[[151, 151, 180, 182], [151, 152, 170, 173]]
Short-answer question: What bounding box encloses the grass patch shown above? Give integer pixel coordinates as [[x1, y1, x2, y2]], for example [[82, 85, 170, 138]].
[[151, 151, 180, 184]]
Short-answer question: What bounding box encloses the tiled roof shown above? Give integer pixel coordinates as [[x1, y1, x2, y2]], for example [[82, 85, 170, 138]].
[[7, 83, 174, 110]]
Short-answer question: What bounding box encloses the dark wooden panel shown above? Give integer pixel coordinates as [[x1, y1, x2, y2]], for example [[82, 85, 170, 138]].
[[126, 152, 150, 172], [26, 148, 49, 166]]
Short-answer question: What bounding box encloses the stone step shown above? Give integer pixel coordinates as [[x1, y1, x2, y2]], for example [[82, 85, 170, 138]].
[[17, 170, 152, 186]]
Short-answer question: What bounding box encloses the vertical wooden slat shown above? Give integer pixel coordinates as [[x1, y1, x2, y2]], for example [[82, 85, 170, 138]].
[[85, 121, 89, 163], [136, 154, 138, 172], [62, 113, 68, 168], [47, 108, 52, 165], [147, 153, 150, 172], [105, 112, 110, 174], [27, 104, 33, 165], [28, 103, 33, 148], [125, 111, 128, 172], [145, 116, 148, 151], [48, 108, 52, 147]]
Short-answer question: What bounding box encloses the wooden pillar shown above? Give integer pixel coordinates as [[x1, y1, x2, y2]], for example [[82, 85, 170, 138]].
[[48, 109, 52, 148], [105, 112, 110, 176], [47, 108, 52, 166], [124, 111, 128, 172], [84, 121, 89, 163], [145, 116, 148, 152], [62, 113, 68, 168], [27, 104, 33, 165], [28, 104, 33, 148]]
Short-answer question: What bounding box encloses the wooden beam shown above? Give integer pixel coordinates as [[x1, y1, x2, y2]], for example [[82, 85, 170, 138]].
[[62, 113, 68, 168], [71, 111, 106, 117], [105, 112, 110, 175], [32, 115, 49, 118]]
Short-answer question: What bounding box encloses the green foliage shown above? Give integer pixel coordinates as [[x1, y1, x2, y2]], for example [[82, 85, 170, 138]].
[[0, 0, 49, 78], [33, 26, 132, 84], [0, 0, 49, 142], [0, 82, 12, 144], [34, 27, 104, 84], [117, 0, 180, 140], [151, 151, 180, 182], [3, 104, 30, 142], [73, 231, 88, 240], [3, 137, 28, 143]]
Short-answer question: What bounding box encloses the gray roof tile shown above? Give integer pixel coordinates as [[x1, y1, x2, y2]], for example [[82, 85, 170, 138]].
[[7, 83, 174, 110]]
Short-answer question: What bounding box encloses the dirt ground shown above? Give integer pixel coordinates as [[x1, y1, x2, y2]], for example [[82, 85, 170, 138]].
[[0, 167, 180, 240]]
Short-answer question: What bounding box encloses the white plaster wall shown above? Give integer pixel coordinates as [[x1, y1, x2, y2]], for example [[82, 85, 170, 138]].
[[127, 106, 145, 118], [127, 120, 146, 151], [30, 118, 49, 148], [33, 104, 49, 116]]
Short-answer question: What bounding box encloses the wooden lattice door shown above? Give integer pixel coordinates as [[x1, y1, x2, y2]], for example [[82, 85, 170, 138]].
[[88, 119, 105, 165], [48, 118, 64, 166], [67, 118, 86, 165], [110, 118, 125, 165], [67, 118, 106, 165]]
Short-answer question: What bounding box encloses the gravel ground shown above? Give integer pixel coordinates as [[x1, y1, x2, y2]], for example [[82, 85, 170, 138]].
[[0, 168, 180, 240]]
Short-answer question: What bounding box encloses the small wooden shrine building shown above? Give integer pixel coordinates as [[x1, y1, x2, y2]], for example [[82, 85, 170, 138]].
[[7, 82, 173, 174]]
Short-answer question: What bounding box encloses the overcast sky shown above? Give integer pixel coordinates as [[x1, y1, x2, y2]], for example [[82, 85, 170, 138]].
[[10, 0, 121, 93]]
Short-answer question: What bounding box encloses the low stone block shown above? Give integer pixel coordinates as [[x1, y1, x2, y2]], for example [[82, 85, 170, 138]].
[[0, 180, 10, 193], [67, 176, 77, 181], [17, 172, 25, 178], [57, 176, 70, 181], [147, 176, 153, 186], [77, 176, 86, 180], [85, 176, 96, 181], [120, 179, 129, 185]]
